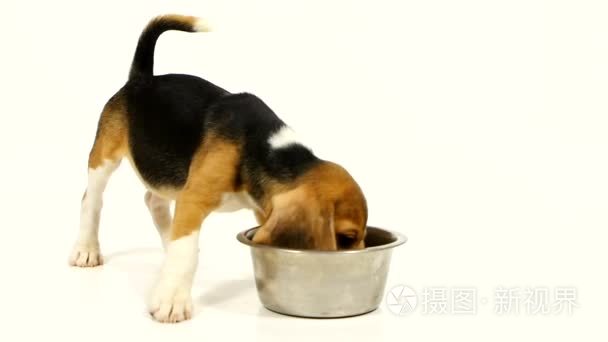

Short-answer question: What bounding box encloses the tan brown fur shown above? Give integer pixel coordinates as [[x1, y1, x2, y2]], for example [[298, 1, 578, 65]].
[[151, 14, 199, 28], [170, 136, 241, 240], [302, 162, 367, 247], [87, 92, 128, 169], [252, 161, 367, 250]]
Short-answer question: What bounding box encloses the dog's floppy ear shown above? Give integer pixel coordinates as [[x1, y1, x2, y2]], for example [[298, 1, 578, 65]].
[[252, 187, 337, 250]]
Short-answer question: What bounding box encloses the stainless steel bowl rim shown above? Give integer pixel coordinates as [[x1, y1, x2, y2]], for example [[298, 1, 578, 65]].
[[236, 226, 407, 254]]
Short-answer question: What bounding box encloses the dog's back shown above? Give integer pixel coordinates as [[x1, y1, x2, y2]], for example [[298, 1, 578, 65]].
[[125, 74, 227, 188]]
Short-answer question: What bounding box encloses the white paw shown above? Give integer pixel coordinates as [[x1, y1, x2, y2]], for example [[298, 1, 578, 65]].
[[69, 245, 103, 267], [149, 285, 193, 323]]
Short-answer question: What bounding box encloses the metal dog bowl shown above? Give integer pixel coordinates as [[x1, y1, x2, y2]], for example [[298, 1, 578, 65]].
[[237, 226, 407, 318]]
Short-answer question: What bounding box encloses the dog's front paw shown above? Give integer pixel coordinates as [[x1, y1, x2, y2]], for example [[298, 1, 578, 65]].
[[69, 244, 103, 267], [149, 285, 193, 323]]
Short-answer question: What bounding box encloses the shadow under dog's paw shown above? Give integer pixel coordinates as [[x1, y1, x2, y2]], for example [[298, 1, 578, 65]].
[[197, 278, 256, 306]]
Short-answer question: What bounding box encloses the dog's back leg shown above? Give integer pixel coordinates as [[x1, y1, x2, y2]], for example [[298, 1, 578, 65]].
[[69, 92, 128, 267], [144, 191, 172, 250]]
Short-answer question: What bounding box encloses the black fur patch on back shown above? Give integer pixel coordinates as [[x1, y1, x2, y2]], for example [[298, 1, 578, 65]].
[[205, 93, 320, 199], [123, 74, 319, 199], [125, 74, 228, 188]]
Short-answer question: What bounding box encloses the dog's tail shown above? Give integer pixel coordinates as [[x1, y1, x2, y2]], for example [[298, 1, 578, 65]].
[[129, 14, 211, 80]]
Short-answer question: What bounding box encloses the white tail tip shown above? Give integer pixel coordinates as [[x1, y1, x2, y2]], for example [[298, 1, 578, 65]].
[[193, 18, 212, 32]]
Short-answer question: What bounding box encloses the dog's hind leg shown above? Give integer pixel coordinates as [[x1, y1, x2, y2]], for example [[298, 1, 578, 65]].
[[69, 93, 127, 267], [144, 191, 172, 250]]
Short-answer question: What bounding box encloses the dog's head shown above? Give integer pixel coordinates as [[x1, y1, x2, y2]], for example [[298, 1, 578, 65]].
[[252, 161, 367, 250]]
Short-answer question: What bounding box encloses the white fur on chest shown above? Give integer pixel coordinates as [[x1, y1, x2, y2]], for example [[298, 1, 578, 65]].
[[215, 192, 259, 213]]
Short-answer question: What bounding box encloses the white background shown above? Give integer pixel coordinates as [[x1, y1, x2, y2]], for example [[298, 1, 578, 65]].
[[1, 0, 606, 341]]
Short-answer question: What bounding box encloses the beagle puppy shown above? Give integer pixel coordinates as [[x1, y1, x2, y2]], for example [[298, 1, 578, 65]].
[[69, 14, 368, 323]]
